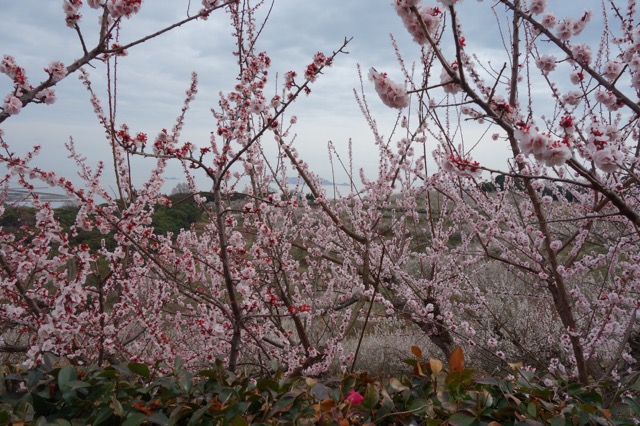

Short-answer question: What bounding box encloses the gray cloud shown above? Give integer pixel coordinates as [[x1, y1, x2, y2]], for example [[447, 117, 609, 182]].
[[1, 0, 606, 193]]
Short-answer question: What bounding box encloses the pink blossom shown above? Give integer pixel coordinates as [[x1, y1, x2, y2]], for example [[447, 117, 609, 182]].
[[542, 141, 572, 167], [0, 55, 18, 78], [540, 13, 557, 29], [556, 19, 573, 40], [550, 240, 562, 251], [3, 95, 22, 115], [535, 54, 556, 74], [571, 44, 592, 66], [571, 10, 592, 36], [442, 153, 482, 178], [529, 0, 546, 15], [87, 0, 103, 8], [441, 62, 461, 94], [569, 70, 584, 85], [593, 147, 620, 173], [63, 0, 81, 14], [36, 88, 57, 105], [632, 72, 640, 90], [368, 68, 410, 109], [107, 0, 142, 19], [562, 91, 582, 106], [395, 3, 442, 45], [602, 60, 622, 80], [594, 90, 622, 111], [46, 61, 67, 82], [517, 129, 550, 157], [202, 0, 219, 7], [345, 389, 364, 405]]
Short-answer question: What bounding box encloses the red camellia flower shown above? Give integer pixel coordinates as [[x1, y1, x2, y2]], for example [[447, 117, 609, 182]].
[[345, 389, 363, 405]]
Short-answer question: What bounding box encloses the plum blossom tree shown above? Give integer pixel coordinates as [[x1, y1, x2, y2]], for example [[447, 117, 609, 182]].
[[1, 0, 639, 388], [361, 0, 640, 384]]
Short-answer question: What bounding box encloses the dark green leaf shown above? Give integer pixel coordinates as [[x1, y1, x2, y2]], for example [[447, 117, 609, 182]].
[[147, 412, 170, 424], [58, 365, 77, 389], [224, 402, 250, 422], [178, 370, 193, 393], [229, 416, 249, 426], [122, 411, 147, 426], [187, 403, 213, 426], [174, 357, 185, 372], [624, 396, 640, 416], [362, 385, 379, 410], [447, 410, 477, 426], [257, 378, 280, 393], [127, 363, 150, 379], [548, 414, 566, 426], [268, 393, 296, 417], [93, 406, 115, 425], [473, 377, 499, 386]]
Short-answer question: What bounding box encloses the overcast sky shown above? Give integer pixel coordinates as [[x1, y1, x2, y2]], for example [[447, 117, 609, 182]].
[[0, 0, 606, 195]]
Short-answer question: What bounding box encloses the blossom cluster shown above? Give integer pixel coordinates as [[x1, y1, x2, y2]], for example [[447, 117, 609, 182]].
[[368, 68, 410, 109], [106, 0, 143, 19], [304, 52, 332, 83], [395, 0, 442, 45], [441, 61, 461, 94], [63, 0, 83, 27], [45, 61, 68, 83], [514, 125, 572, 167], [622, 28, 640, 90], [1, 57, 63, 115], [556, 11, 592, 40], [586, 122, 621, 173], [442, 153, 482, 178]]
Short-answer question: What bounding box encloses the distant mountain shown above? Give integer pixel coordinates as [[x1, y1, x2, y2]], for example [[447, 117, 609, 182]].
[[286, 177, 350, 186]]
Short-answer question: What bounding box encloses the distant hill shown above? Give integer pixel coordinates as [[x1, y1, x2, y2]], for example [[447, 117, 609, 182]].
[[286, 177, 350, 186]]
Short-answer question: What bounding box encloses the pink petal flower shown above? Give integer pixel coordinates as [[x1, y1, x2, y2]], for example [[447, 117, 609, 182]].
[[368, 68, 410, 109], [345, 389, 363, 405]]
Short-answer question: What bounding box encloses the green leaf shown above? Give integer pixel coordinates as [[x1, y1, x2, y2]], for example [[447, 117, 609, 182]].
[[229, 416, 249, 426], [174, 357, 185, 372], [223, 402, 250, 422], [66, 380, 91, 390], [96, 369, 120, 379], [187, 403, 213, 426], [447, 410, 477, 426], [473, 377, 499, 386], [361, 385, 379, 410], [26, 368, 44, 390], [622, 396, 640, 417], [58, 365, 77, 389], [93, 407, 115, 425], [267, 393, 296, 417], [406, 398, 429, 415], [578, 391, 603, 405], [122, 411, 147, 426], [110, 396, 124, 417], [178, 370, 193, 394], [548, 414, 566, 426], [310, 383, 330, 401], [257, 378, 280, 393], [147, 412, 170, 425], [127, 363, 150, 379]]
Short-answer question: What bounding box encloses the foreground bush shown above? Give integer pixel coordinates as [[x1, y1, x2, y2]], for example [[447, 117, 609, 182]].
[[1, 349, 638, 425]]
